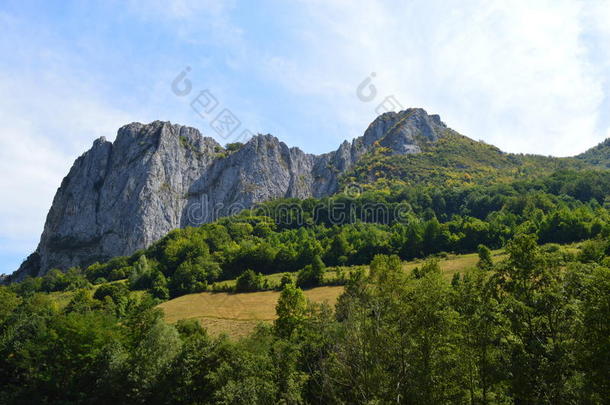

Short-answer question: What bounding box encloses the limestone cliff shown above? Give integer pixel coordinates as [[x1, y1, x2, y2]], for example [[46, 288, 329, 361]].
[[13, 108, 447, 279]]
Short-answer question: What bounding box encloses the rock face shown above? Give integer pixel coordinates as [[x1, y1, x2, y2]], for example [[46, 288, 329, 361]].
[[13, 108, 448, 279]]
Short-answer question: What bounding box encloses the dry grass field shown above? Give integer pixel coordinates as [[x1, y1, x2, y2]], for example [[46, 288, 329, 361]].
[[158, 286, 343, 338], [403, 249, 507, 279], [159, 249, 509, 338]]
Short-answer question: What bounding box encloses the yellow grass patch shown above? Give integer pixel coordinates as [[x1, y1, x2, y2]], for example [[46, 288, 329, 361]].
[[158, 286, 343, 338], [158, 251, 507, 337], [403, 249, 506, 280]]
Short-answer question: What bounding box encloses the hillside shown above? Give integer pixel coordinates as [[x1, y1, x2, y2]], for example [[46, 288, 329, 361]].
[[4, 236, 608, 404], [577, 138, 610, 168], [12, 108, 610, 281], [158, 249, 508, 338], [342, 132, 594, 189]]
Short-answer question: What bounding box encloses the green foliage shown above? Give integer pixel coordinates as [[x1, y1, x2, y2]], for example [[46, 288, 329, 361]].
[[343, 131, 596, 189], [1, 233, 610, 403], [275, 283, 308, 338], [41, 267, 90, 292], [576, 138, 610, 168], [0, 286, 21, 323], [235, 269, 264, 292], [168, 258, 210, 297], [128, 255, 153, 290], [577, 266, 610, 400], [296, 255, 325, 288], [5, 129, 610, 402], [64, 289, 98, 313], [476, 244, 493, 270], [412, 258, 441, 278], [150, 271, 169, 300], [279, 273, 293, 289], [21, 165, 610, 308], [578, 238, 608, 264], [225, 142, 244, 152], [93, 282, 129, 304]]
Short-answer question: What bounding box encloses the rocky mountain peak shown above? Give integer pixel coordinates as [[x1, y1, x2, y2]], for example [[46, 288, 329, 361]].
[[362, 108, 448, 154]]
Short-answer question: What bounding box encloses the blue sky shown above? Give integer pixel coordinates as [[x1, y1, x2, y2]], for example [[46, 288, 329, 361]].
[[1, 0, 610, 274]]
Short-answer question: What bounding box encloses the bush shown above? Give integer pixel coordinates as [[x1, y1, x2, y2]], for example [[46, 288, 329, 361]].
[[578, 239, 607, 264], [235, 269, 264, 292], [151, 271, 170, 300], [129, 256, 153, 290], [296, 256, 325, 288], [296, 267, 315, 288], [413, 259, 441, 279], [476, 244, 493, 270], [41, 268, 90, 292], [108, 267, 128, 281], [93, 277, 108, 285], [225, 142, 244, 152], [279, 273, 294, 289], [93, 283, 129, 303]]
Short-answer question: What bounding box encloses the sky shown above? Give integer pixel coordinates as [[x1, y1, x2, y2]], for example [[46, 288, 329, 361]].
[[1, 0, 609, 274]]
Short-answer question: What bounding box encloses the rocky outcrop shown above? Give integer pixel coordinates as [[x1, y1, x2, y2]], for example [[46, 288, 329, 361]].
[[13, 108, 448, 279]]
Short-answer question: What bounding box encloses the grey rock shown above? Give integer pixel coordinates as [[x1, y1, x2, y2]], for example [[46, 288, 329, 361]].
[[12, 108, 449, 279]]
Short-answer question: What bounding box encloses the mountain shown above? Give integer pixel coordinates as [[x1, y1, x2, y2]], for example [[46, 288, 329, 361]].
[[13, 108, 450, 280]]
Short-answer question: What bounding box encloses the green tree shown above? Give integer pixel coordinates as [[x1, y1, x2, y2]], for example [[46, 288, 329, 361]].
[[235, 269, 264, 292], [324, 254, 465, 403], [578, 266, 610, 401], [453, 268, 509, 404], [169, 258, 213, 297], [129, 255, 153, 290], [325, 233, 351, 265], [151, 271, 169, 300], [279, 273, 293, 289], [126, 319, 183, 402], [275, 283, 308, 338], [476, 244, 494, 270], [296, 255, 325, 288], [0, 286, 21, 324], [493, 233, 580, 403]]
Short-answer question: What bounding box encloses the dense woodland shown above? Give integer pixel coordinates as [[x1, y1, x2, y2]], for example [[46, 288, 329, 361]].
[[1, 234, 609, 403], [2, 153, 610, 403]]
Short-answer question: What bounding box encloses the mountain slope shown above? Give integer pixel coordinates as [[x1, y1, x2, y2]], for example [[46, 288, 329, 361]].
[[577, 138, 610, 168], [342, 132, 593, 189], [14, 108, 449, 279], [12, 108, 610, 280]]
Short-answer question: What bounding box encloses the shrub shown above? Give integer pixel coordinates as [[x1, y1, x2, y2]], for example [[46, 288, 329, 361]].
[[296, 256, 325, 288], [225, 142, 244, 152], [279, 273, 294, 289], [235, 269, 264, 292], [93, 277, 108, 285], [476, 244, 493, 270], [108, 267, 128, 281], [93, 283, 129, 303]]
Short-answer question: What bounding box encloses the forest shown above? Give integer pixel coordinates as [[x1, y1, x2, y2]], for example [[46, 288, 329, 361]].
[[2, 168, 610, 404]]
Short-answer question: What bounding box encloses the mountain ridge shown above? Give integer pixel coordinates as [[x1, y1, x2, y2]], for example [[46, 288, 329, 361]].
[[13, 108, 448, 280], [10, 108, 609, 280]]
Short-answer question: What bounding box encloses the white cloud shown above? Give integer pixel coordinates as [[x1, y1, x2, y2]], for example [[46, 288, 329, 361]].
[[264, 0, 610, 156]]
